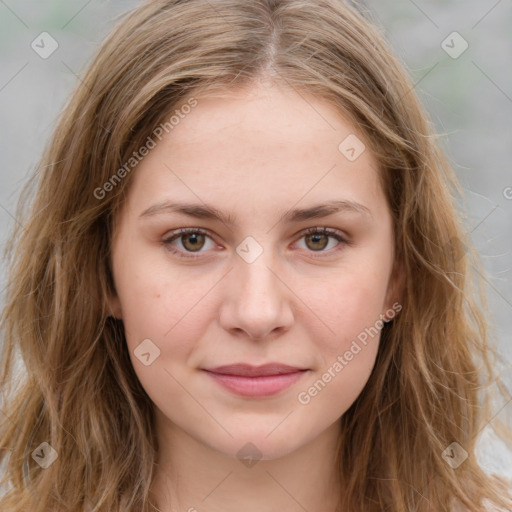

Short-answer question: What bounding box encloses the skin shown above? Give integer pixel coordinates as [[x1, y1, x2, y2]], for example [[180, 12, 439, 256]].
[[109, 82, 403, 512]]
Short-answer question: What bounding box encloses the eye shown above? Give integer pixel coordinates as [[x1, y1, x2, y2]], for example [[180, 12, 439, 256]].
[[295, 227, 350, 255], [162, 228, 217, 259], [162, 226, 351, 260]]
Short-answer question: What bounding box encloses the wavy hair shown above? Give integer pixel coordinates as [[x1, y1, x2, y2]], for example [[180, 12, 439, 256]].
[[1, 0, 511, 510]]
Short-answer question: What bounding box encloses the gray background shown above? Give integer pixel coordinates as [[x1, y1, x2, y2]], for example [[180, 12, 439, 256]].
[[0, 1, 511, 476]]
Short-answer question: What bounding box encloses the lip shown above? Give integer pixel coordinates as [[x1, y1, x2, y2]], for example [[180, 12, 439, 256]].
[[202, 363, 308, 397], [205, 363, 306, 377]]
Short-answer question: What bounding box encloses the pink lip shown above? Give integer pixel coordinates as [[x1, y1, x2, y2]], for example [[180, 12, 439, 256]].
[[202, 363, 308, 397]]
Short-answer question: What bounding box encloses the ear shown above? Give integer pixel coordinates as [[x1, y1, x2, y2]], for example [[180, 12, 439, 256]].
[[383, 258, 405, 319]]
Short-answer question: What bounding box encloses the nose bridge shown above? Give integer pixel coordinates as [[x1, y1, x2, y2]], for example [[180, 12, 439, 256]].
[[235, 241, 280, 305], [218, 236, 294, 339]]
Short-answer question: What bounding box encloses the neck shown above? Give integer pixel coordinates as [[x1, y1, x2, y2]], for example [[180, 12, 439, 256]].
[[149, 414, 342, 512]]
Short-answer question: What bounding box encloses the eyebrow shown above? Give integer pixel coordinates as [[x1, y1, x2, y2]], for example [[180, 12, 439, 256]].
[[139, 199, 373, 224]]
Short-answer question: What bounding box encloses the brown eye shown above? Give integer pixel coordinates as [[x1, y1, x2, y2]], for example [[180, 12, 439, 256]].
[[296, 227, 350, 255], [181, 232, 206, 252], [162, 228, 216, 258], [305, 232, 329, 251]]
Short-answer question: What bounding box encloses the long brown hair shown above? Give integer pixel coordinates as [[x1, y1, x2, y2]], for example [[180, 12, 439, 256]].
[[1, 1, 511, 510]]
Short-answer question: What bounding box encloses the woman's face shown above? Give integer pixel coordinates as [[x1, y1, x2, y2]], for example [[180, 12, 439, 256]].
[[109, 83, 401, 460]]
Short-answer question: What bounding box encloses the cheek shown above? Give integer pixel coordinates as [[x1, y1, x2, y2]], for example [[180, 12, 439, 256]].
[[305, 264, 390, 356], [119, 275, 206, 345], [296, 343, 378, 427], [297, 260, 391, 415], [113, 237, 191, 330], [116, 269, 211, 416], [296, 271, 385, 414], [113, 252, 222, 375]]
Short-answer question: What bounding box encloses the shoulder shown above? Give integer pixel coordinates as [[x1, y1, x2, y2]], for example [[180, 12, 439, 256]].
[[450, 502, 510, 512]]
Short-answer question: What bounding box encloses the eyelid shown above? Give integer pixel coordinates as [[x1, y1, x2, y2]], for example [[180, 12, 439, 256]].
[[162, 226, 351, 259], [300, 226, 349, 242], [293, 226, 351, 256], [162, 227, 218, 259]]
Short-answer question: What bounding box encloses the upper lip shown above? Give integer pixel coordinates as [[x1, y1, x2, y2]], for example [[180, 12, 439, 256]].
[[203, 363, 306, 377]]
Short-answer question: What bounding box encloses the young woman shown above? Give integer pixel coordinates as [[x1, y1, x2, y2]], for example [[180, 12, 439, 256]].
[[1, 1, 511, 511]]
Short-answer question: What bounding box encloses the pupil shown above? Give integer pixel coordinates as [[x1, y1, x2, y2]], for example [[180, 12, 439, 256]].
[[308, 233, 327, 251], [184, 233, 204, 251]]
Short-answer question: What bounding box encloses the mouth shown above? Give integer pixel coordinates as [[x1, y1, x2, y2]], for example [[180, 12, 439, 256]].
[[201, 363, 309, 397]]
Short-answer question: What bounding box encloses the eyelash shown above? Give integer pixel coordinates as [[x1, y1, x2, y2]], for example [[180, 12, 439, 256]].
[[162, 226, 351, 260]]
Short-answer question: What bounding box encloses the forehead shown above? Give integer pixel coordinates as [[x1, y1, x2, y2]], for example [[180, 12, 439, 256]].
[[170, 83, 360, 154], [120, 83, 386, 223]]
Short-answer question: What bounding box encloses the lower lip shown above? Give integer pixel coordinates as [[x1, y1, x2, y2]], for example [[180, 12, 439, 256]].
[[203, 370, 307, 397]]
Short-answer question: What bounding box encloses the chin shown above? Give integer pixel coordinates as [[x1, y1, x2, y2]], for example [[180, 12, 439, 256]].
[[204, 426, 312, 463]]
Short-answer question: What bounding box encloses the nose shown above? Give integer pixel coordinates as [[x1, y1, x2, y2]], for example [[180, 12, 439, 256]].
[[218, 251, 295, 341]]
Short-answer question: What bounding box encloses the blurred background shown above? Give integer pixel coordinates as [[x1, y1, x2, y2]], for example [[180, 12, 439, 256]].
[[0, 0, 511, 477]]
